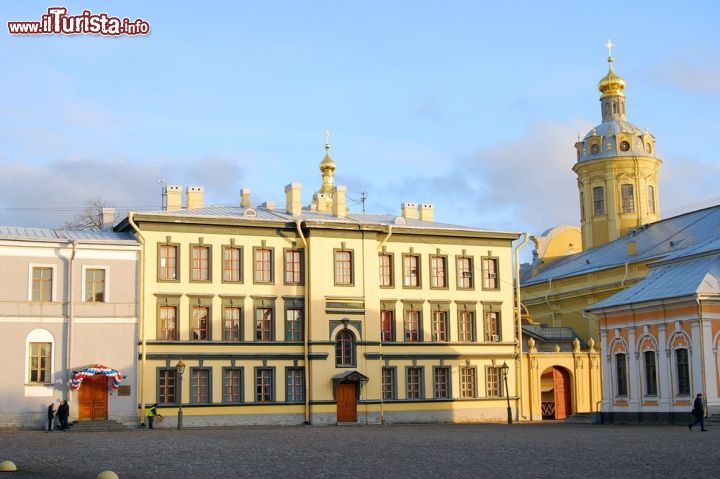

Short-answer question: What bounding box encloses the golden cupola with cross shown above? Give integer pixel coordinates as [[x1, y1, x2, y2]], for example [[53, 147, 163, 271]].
[[572, 41, 662, 250]]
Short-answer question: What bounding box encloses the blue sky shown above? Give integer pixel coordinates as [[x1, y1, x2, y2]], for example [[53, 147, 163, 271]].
[[1, 1, 719, 237]]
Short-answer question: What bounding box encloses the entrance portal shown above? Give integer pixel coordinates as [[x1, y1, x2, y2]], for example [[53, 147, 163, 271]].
[[540, 367, 572, 420], [336, 383, 357, 422], [79, 376, 108, 420]]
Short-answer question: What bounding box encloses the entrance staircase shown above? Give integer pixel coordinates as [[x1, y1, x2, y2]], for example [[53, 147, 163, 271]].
[[68, 419, 129, 432], [564, 413, 601, 424]]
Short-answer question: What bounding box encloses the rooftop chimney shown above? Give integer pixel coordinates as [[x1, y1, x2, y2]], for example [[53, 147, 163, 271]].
[[401, 202, 418, 220], [240, 188, 251, 208], [419, 203, 434, 222], [333, 185, 347, 218], [627, 241, 637, 256], [186, 186, 204, 209], [285, 183, 302, 216], [261, 200, 275, 210], [101, 207, 115, 231], [165, 185, 182, 211]]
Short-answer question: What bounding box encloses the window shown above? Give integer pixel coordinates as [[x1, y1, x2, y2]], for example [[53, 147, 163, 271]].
[[644, 351, 657, 396], [28, 342, 51, 383], [335, 330, 356, 367], [84, 268, 106, 302], [621, 184, 635, 213], [676, 348, 690, 396], [431, 311, 448, 342], [591, 143, 600, 155], [484, 367, 500, 398], [255, 307, 273, 341], [378, 253, 393, 287], [406, 367, 423, 399], [223, 307, 241, 341], [223, 368, 243, 403], [285, 308, 303, 341], [254, 248, 273, 283], [433, 367, 450, 399], [284, 249, 303, 284], [404, 310, 421, 342], [223, 246, 242, 282], [593, 186, 605, 216], [334, 250, 353, 285], [159, 306, 178, 340], [31, 267, 53, 302], [159, 369, 177, 404], [484, 311, 501, 342], [190, 368, 210, 404], [456, 257, 473, 289], [158, 244, 178, 281], [403, 255, 420, 287], [382, 367, 396, 400], [191, 306, 210, 340], [430, 255, 447, 288], [286, 368, 304, 402], [191, 245, 210, 281], [380, 310, 394, 342], [620, 140, 630, 151], [255, 368, 274, 402], [458, 311, 475, 342], [482, 258, 499, 290], [461, 366, 478, 398], [616, 353, 628, 397], [647, 185, 656, 214]]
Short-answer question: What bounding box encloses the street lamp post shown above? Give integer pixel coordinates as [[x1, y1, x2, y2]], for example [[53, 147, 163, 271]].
[[176, 359, 185, 430], [501, 362, 512, 425]]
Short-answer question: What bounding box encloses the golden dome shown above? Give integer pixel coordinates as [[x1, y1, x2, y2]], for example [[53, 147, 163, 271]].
[[319, 144, 336, 173], [598, 57, 626, 98]]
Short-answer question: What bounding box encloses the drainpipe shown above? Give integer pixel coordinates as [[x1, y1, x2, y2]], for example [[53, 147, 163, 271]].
[[514, 233, 529, 421], [377, 225, 392, 424], [65, 240, 78, 401], [295, 219, 311, 424], [544, 278, 555, 326], [127, 213, 146, 425], [377, 225, 393, 251], [696, 297, 707, 412], [620, 262, 629, 287], [357, 224, 368, 423]]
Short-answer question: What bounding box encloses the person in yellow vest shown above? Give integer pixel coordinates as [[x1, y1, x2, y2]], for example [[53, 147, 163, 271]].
[[146, 403, 159, 429]]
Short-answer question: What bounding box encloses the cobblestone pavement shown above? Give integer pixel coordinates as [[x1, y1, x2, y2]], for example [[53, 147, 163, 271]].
[[0, 422, 715, 478]]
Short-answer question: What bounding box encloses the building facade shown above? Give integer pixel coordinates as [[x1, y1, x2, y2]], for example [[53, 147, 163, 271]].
[[0, 225, 139, 429]]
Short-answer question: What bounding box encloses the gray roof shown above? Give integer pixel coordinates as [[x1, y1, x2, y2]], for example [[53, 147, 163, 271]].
[[523, 204, 720, 286], [577, 120, 658, 162], [0, 226, 138, 245]]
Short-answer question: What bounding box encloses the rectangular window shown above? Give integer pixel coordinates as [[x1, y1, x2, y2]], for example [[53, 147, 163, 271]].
[[190, 368, 210, 404], [285, 308, 303, 341], [28, 342, 51, 383], [191, 306, 210, 341], [158, 244, 178, 281], [254, 248, 273, 283], [223, 246, 242, 282], [431, 311, 448, 342], [482, 258, 499, 290], [31, 267, 53, 302], [460, 367, 478, 398], [378, 253, 393, 287], [647, 185, 656, 214], [255, 307, 273, 341], [403, 255, 420, 287], [158, 369, 177, 404], [593, 186, 605, 216], [406, 367, 423, 399], [286, 368, 305, 402], [334, 250, 353, 285], [191, 245, 210, 281], [404, 310, 421, 342], [484, 367, 500, 398], [256, 368, 274, 402], [456, 257, 473, 289], [676, 349, 690, 396], [223, 307, 241, 341], [380, 310, 394, 342], [223, 368, 243, 403], [382, 367, 396, 400], [458, 311, 475, 342], [284, 249, 303, 284], [159, 306, 178, 340], [84, 268, 106, 302], [433, 367, 450, 399], [430, 256, 447, 288], [616, 353, 628, 397], [484, 311, 501, 342], [644, 351, 657, 397], [621, 184, 635, 213]]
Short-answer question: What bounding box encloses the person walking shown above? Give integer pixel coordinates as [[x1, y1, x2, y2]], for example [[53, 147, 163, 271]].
[[689, 393, 708, 431], [147, 403, 158, 429], [57, 400, 70, 431], [46, 403, 55, 432]]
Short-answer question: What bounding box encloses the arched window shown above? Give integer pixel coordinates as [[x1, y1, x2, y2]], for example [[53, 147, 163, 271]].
[[643, 350, 657, 396], [25, 329, 54, 384], [647, 185, 656, 214], [336, 330, 356, 367], [615, 353, 628, 397], [580, 191, 585, 221], [621, 184, 635, 213], [593, 186, 605, 216], [675, 348, 690, 396]]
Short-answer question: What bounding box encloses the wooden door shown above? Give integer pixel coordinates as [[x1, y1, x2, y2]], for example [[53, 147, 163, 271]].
[[553, 368, 571, 420], [336, 383, 357, 422], [79, 377, 108, 420]]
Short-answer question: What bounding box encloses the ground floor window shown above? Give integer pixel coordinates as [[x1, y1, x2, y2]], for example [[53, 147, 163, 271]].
[[433, 367, 450, 399], [675, 348, 690, 396], [286, 367, 304, 402], [615, 353, 628, 397], [256, 368, 274, 402]]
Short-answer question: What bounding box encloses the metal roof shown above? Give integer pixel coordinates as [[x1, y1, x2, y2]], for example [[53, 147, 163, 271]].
[[0, 225, 138, 245]]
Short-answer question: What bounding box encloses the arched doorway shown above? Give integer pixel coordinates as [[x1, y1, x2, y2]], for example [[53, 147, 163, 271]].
[[540, 367, 572, 420]]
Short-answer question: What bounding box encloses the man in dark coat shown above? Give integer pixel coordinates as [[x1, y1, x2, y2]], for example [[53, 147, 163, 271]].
[[47, 403, 55, 432], [57, 400, 70, 431], [689, 393, 708, 431]]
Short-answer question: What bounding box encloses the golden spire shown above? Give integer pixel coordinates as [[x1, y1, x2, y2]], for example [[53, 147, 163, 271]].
[[319, 130, 336, 194], [598, 39, 626, 98]]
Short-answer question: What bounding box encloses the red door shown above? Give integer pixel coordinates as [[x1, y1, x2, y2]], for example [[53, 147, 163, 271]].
[[79, 377, 108, 420], [336, 383, 357, 422], [553, 368, 571, 420]]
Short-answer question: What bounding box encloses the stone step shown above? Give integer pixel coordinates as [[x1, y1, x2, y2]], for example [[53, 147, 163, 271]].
[[564, 413, 600, 425], [68, 420, 128, 432]]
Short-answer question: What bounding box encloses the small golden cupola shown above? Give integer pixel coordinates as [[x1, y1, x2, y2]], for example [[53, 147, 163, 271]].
[[597, 40, 627, 122], [310, 132, 338, 213]]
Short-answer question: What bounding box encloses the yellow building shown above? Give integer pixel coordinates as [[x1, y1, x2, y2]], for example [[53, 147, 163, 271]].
[[118, 145, 521, 426]]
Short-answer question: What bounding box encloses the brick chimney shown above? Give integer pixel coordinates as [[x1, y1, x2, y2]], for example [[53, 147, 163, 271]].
[[240, 187, 251, 208], [165, 185, 182, 211], [419, 203, 434, 222], [186, 186, 204, 209], [285, 183, 302, 216], [101, 207, 115, 230], [261, 200, 275, 211], [401, 202, 418, 220], [333, 186, 347, 218]]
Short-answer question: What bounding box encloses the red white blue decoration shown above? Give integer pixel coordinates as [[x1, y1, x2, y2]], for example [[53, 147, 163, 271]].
[[71, 364, 123, 390]]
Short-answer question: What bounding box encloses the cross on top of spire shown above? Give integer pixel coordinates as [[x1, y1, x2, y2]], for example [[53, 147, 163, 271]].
[[605, 39, 615, 60]]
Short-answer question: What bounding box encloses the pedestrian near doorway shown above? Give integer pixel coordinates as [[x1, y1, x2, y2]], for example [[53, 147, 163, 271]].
[[147, 403, 159, 429], [57, 400, 70, 431], [689, 393, 708, 431], [46, 403, 55, 432]]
